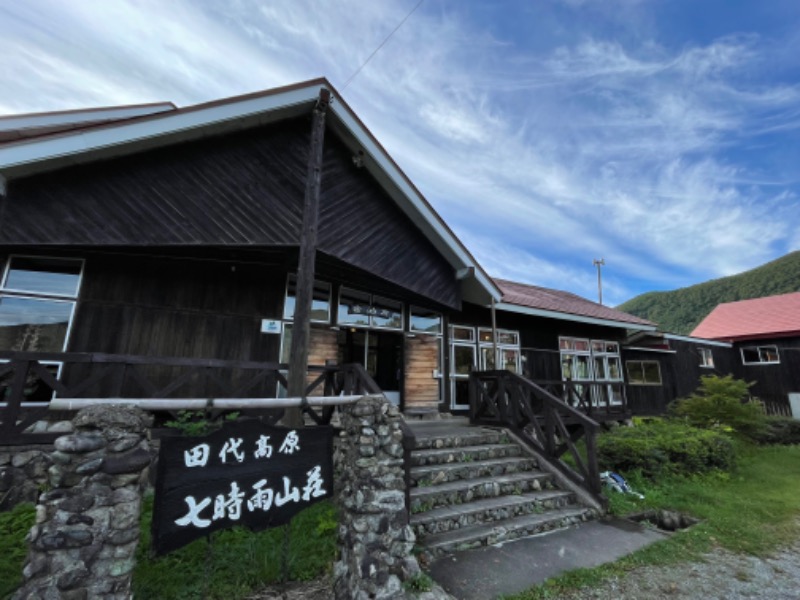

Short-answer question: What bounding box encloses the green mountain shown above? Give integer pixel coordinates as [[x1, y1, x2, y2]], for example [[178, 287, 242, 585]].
[[617, 251, 800, 335]]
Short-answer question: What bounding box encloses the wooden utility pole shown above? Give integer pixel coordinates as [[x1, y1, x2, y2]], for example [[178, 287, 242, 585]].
[[285, 88, 331, 427]]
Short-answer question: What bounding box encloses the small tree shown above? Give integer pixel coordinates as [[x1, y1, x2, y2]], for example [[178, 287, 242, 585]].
[[671, 374, 765, 438]]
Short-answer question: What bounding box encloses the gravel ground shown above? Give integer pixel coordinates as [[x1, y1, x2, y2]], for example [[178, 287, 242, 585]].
[[246, 542, 800, 600], [556, 542, 800, 600]]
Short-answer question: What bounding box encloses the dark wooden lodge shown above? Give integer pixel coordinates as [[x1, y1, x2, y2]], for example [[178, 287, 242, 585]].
[[0, 79, 672, 453], [621, 333, 736, 415]]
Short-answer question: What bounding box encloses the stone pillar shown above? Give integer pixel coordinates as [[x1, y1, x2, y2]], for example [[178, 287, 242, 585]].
[[14, 405, 152, 600], [333, 395, 452, 600]]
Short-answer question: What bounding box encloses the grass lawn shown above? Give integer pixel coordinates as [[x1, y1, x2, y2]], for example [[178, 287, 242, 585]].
[[133, 495, 338, 599], [0, 496, 337, 600], [0, 502, 36, 599], [505, 441, 800, 599]]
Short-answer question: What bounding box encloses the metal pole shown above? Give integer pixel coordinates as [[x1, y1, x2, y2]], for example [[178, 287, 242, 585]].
[[593, 258, 605, 305], [491, 298, 498, 370]]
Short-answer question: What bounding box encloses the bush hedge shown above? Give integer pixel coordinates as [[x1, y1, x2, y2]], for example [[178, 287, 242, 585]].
[[670, 374, 765, 438], [749, 416, 800, 445], [598, 420, 735, 478]]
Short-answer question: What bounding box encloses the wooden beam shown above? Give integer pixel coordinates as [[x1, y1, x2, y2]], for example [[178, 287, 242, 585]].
[[285, 88, 331, 426]]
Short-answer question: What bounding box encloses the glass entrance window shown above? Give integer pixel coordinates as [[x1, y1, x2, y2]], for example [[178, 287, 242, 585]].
[[410, 307, 442, 335], [453, 345, 476, 375], [337, 288, 371, 327], [371, 296, 403, 329], [337, 287, 403, 330], [283, 275, 331, 323], [0, 256, 83, 353], [0, 296, 74, 353]]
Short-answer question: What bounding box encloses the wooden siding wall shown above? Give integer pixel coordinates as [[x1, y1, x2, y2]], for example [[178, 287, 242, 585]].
[[45, 252, 288, 397], [404, 335, 440, 411], [68, 254, 284, 360], [733, 338, 800, 413], [317, 134, 458, 309], [3, 118, 458, 308]]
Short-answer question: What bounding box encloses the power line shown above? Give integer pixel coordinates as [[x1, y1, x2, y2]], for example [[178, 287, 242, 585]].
[[341, 0, 425, 91]]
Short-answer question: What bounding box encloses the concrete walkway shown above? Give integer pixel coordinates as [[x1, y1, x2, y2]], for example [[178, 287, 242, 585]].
[[427, 518, 668, 600]]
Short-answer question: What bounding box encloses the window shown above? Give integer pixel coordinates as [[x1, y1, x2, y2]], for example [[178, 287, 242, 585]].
[[0, 256, 83, 353], [626, 360, 662, 385], [410, 306, 442, 335], [450, 325, 475, 342], [699, 348, 714, 368], [283, 275, 331, 323], [477, 328, 520, 372], [336, 287, 403, 330], [741, 345, 779, 365]]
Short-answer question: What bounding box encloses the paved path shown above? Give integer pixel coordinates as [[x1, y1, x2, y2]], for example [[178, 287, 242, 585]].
[[427, 518, 668, 600]]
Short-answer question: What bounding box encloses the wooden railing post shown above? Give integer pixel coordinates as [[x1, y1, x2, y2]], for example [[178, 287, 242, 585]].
[[0, 360, 29, 438], [584, 426, 601, 495], [468, 370, 603, 504]]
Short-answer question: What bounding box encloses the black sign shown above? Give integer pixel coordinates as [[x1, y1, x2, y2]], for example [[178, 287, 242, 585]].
[[349, 304, 393, 319], [152, 419, 333, 555]]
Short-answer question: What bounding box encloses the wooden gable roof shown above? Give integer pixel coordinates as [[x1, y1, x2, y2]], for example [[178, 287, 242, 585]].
[[0, 79, 500, 308]]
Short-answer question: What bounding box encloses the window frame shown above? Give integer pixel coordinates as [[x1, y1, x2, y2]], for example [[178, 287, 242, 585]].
[[283, 274, 332, 324], [336, 286, 404, 331], [409, 306, 442, 335], [699, 348, 715, 369], [0, 255, 84, 354], [740, 345, 780, 365], [625, 360, 663, 386]]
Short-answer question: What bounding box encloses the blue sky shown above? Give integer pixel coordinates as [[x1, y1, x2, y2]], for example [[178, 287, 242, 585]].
[[1, 0, 799, 306]]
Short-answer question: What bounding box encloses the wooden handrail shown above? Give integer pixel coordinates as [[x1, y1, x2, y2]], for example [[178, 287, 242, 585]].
[[0, 351, 383, 444], [469, 370, 603, 499]]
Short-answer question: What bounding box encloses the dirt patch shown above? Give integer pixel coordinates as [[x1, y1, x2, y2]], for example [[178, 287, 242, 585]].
[[626, 509, 701, 532], [553, 541, 800, 600], [246, 577, 332, 600]]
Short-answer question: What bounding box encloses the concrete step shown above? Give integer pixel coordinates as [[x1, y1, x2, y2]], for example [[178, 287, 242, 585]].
[[409, 471, 556, 513], [412, 428, 508, 451], [411, 490, 577, 537], [411, 456, 538, 485], [419, 506, 595, 557], [411, 443, 524, 467]]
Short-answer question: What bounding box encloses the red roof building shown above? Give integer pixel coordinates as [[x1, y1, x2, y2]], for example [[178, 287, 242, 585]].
[[494, 278, 654, 329], [690, 292, 800, 342]]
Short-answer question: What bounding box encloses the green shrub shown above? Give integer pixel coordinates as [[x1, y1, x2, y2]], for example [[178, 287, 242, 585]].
[[0, 503, 36, 598], [670, 375, 766, 439], [597, 420, 735, 478], [748, 416, 800, 445]]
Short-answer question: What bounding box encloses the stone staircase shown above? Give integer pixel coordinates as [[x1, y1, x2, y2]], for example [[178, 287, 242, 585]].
[[407, 419, 599, 558]]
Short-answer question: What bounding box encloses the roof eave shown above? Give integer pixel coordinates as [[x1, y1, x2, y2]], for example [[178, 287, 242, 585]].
[[495, 301, 656, 331]]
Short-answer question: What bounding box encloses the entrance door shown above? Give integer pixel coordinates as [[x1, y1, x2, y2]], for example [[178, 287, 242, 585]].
[[338, 330, 403, 406], [450, 342, 476, 410]]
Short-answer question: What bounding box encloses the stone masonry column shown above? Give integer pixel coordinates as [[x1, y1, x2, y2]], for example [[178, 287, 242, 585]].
[[14, 405, 152, 600], [333, 395, 453, 600]]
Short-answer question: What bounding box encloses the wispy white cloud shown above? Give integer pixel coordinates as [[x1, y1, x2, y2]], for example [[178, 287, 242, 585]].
[[0, 0, 798, 302]]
